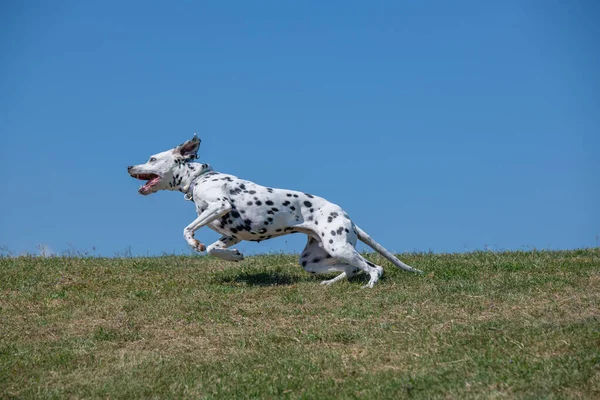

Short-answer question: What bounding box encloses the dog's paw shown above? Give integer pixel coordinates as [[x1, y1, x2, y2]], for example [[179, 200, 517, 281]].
[[224, 249, 244, 262], [361, 279, 377, 289], [190, 239, 206, 252], [208, 248, 244, 262], [231, 249, 244, 261]]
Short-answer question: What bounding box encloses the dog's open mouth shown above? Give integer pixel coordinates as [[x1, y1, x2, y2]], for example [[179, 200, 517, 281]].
[[131, 173, 161, 195]]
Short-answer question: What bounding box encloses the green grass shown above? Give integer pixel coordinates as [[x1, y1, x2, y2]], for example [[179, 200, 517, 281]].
[[1, 249, 599, 399]]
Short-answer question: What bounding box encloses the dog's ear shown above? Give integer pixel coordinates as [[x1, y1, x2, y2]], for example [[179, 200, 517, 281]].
[[173, 134, 201, 160]]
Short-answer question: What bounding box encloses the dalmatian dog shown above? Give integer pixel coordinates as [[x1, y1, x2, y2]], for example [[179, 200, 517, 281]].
[[128, 135, 421, 288]]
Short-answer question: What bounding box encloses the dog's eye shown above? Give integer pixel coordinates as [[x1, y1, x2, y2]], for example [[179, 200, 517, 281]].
[[149, 157, 157, 163]]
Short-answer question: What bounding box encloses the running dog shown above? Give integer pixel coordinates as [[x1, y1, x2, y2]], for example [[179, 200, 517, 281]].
[[128, 135, 421, 287]]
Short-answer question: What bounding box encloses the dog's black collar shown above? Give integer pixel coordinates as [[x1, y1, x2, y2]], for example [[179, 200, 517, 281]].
[[183, 164, 213, 201]]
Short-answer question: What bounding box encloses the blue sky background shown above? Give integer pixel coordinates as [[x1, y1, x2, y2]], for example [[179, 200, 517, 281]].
[[1, 1, 598, 257]]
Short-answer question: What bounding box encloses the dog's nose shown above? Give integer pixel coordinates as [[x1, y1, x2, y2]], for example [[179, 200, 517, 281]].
[[127, 166, 133, 171]]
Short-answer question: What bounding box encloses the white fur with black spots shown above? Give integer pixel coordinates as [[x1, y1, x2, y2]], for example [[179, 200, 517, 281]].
[[128, 135, 421, 288]]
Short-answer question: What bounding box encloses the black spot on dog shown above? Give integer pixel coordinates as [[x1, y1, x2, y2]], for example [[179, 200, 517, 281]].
[[312, 257, 321, 263], [331, 230, 336, 236], [255, 200, 262, 206], [337, 227, 344, 235], [247, 201, 253, 206], [290, 206, 296, 211], [271, 208, 279, 212], [304, 201, 312, 208], [265, 200, 274, 206], [304, 193, 314, 198], [231, 210, 240, 218], [282, 201, 290, 206], [302, 261, 307, 267], [329, 239, 334, 244]]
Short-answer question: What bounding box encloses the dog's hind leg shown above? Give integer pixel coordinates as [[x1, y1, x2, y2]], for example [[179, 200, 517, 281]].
[[326, 244, 383, 288], [207, 236, 244, 262], [318, 265, 361, 286], [299, 237, 360, 286]]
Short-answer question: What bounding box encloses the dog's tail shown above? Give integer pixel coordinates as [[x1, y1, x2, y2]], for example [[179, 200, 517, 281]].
[[355, 225, 422, 273]]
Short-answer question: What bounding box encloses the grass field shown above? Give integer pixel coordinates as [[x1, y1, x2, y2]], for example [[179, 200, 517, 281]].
[[1, 249, 599, 399]]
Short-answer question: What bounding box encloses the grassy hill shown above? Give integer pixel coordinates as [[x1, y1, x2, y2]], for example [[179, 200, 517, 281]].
[[1, 249, 599, 399]]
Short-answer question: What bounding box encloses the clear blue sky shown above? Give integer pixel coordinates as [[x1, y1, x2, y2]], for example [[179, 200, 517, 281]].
[[1, 1, 598, 257]]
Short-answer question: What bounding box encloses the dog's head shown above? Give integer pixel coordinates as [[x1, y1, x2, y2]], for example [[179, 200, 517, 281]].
[[127, 135, 201, 195]]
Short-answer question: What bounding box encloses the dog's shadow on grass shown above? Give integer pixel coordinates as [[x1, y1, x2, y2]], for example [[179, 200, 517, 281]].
[[216, 271, 303, 286], [215, 270, 372, 287]]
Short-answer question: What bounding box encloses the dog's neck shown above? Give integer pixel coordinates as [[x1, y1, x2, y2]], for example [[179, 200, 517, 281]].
[[173, 162, 213, 194]]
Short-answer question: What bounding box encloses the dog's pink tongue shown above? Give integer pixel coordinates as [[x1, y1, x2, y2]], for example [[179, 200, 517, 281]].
[[138, 182, 152, 195], [139, 177, 159, 195]]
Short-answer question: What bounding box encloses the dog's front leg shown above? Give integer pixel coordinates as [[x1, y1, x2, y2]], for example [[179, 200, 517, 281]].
[[184, 203, 232, 252], [207, 236, 244, 261]]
